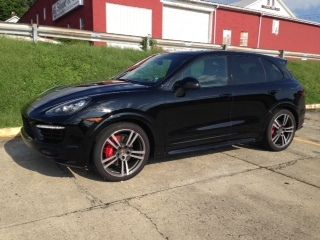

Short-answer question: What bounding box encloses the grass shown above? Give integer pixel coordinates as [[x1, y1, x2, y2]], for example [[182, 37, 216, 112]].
[[288, 61, 320, 105], [0, 38, 152, 127], [0, 37, 319, 128]]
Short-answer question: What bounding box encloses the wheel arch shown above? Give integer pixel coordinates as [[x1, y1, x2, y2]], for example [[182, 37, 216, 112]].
[[268, 102, 299, 129]]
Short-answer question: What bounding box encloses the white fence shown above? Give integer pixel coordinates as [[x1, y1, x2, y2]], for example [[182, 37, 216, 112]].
[[1, 21, 320, 61]]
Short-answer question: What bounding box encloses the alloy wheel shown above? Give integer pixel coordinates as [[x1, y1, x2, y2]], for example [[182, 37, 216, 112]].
[[100, 129, 146, 177], [271, 113, 295, 148]]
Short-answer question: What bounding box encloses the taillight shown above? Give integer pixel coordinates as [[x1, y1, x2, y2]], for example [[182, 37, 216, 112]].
[[298, 89, 305, 97]]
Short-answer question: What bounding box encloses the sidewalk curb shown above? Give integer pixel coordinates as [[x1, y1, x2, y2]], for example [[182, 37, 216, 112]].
[[0, 127, 21, 139], [306, 104, 320, 110], [0, 104, 318, 139]]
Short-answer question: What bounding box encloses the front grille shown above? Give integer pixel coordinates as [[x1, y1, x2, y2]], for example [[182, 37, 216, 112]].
[[36, 127, 65, 143]]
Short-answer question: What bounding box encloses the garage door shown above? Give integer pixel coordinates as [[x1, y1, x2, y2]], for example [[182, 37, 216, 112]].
[[163, 6, 211, 43], [106, 3, 152, 37]]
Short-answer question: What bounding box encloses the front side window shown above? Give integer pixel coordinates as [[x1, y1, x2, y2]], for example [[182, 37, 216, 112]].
[[231, 55, 266, 85], [118, 54, 192, 85], [180, 55, 229, 88]]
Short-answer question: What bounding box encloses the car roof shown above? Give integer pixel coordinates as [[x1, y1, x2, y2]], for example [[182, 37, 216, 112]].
[[163, 50, 286, 64]]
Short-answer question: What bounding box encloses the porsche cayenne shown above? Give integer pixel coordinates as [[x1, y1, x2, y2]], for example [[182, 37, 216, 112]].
[[21, 51, 305, 181]]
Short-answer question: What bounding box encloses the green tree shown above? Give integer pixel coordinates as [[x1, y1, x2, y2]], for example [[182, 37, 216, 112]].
[[0, 0, 35, 21]]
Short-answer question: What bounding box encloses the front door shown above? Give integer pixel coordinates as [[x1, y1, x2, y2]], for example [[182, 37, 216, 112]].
[[159, 54, 233, 152]]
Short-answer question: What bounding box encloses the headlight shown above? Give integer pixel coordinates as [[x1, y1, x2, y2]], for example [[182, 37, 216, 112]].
[[46, 98, 89, 116]]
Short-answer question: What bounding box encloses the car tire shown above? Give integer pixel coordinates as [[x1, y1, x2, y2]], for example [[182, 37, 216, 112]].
[[264, 109, 296, 151], [93, 122, 150, 182]]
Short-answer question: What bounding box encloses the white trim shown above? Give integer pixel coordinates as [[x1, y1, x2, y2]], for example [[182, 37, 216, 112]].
[[5, 16, 20, 23], [213, 7, 218, 45], [161, 0, 215, 12], [208, 11, 213, 43], [257, 13, 263, 48]]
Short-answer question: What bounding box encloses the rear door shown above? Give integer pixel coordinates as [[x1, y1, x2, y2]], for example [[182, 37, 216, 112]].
[[229, 55, 285, 140]]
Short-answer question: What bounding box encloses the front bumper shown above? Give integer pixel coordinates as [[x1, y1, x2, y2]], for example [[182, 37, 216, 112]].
[[21, 124, 89, 168]]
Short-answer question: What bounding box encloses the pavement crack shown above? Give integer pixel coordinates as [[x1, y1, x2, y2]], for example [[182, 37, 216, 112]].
[[266, 160, 298, 170], [0, 202, 114, 231], [223, 153, 320, 189], [0, 167, 260, 231], [126, 201, 169, 240], [72, 178, 103, 206], [57, 165, 103, 207]]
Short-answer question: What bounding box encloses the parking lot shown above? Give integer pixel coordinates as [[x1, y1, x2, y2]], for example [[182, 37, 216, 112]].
[[0, 111, 319, 240]]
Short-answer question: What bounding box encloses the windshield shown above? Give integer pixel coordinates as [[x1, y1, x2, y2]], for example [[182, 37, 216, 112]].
[[117, 54, 192, 85]]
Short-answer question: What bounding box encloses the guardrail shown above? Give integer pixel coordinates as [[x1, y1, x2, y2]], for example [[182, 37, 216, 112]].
[[1, 21, 320, 61]]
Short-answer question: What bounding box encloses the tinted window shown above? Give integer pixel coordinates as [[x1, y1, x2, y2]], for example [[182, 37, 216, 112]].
[[262, 59, 284, 82], [181, 55, 228, 87], [231, 56, 266, 85], [118, 54, 192, 85]]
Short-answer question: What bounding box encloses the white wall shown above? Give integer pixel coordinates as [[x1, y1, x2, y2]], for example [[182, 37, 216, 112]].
[[162, 6, 211, 43], [106, 3, 152, 37]]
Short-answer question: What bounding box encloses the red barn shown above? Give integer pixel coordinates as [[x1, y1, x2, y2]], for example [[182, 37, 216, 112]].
[[20, 0, 320, 54]]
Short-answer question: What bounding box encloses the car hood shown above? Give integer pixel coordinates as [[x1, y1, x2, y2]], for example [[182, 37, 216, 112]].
[[25, 80, 150, 115]]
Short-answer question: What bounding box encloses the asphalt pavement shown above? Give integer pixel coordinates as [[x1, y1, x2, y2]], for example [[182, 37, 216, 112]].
[[0, 111, 319, 240]]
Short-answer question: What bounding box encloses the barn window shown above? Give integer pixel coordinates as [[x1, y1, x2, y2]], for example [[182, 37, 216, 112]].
[[240, 32, 249, 47], [272, 20, 280, 35], [223, 30, 232, 46], [80, 18, 85, 30], [43, 8, 46, 21]]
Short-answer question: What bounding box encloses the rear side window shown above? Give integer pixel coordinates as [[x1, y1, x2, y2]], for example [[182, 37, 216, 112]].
[[230, 55, 266, 85], [261, 59, 284, 82]]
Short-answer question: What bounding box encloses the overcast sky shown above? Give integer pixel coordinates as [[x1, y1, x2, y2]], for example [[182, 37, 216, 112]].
[[215, 0, 320, 22]]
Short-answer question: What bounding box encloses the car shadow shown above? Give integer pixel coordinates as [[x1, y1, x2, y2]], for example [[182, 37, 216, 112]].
[[72, 146, 239, 182], [4, 137, 74, 178], [4, 137, 267, 181]]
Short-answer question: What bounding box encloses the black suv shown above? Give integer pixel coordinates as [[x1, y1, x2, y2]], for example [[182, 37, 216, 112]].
[[21, 51, 305, 181]]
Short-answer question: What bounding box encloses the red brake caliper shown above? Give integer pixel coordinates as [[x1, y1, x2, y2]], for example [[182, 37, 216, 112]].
[[271, 126, 277, 138], [104, 135, 123, 159]]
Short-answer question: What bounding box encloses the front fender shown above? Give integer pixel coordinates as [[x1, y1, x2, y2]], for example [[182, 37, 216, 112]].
[[82, 111, 160, 166]]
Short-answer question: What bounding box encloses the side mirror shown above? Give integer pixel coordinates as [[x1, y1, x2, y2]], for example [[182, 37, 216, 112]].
[[173, 77, 200, 97]]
